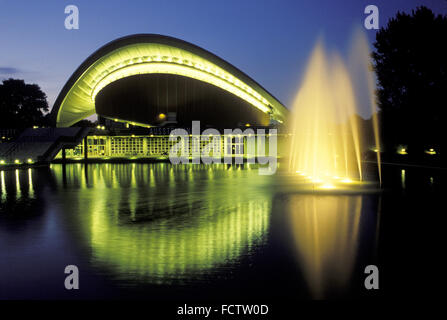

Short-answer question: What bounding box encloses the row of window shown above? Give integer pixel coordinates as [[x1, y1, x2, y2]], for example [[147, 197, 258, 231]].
[[60, 136, 245, 157]]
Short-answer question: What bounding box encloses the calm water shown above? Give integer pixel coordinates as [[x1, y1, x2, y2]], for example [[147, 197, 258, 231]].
[[0, 163, 444, 300]]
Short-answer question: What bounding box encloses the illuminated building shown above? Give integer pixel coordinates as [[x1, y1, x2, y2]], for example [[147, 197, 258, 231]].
[[51, 34, 287, 129], [41, 34, 290, 163], [1, 35, 289, 165], [54, 132, 288, 160]]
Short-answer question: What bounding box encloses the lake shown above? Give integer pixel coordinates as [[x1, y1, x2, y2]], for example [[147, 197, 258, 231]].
[[0, 162, 444, 301]]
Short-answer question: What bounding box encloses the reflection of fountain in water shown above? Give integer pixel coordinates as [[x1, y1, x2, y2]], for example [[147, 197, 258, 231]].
[[288, 195, 369, 299], [288, 31, 381, 187]]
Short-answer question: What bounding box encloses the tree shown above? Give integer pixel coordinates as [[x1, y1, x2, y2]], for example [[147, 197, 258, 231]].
[[373, 7, 447, 160], [0, 78, 49, 128]]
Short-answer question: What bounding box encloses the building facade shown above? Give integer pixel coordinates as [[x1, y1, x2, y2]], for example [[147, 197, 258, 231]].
[[55, 133, 288, 160], [50, 34, 288, 129]]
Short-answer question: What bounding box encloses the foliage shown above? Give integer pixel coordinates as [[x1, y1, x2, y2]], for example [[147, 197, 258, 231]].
[[0, 78, 49, 128], [373, 6, 447, 157]]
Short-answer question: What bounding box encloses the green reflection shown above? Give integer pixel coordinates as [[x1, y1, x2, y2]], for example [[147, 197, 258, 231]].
[[15, 169, 20, 200], [51, 163, 271, 284], [1, 171, 5, 202], [28, 168, 34, 198]]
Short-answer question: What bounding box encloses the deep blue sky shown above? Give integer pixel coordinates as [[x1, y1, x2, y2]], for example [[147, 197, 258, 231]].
[[0, 0, 445, 117]]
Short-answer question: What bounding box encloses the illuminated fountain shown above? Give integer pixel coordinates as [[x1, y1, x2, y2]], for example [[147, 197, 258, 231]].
[[288, 32, 381, 189], [283, 32, 383, 298]]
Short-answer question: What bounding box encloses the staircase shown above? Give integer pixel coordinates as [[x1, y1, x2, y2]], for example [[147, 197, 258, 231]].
[[0, 127, 90, 164]]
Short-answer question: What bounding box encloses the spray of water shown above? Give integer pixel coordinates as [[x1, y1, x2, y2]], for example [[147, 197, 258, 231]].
[[288, 32, 381, 186], [349, 30, 382, 185]]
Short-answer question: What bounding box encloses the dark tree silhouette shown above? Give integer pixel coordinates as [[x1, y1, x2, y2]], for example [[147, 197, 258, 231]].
[[0, 78, 49, 128], [373, 6, 447, 160]]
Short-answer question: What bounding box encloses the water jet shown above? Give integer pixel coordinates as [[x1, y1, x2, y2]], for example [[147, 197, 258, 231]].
[[287, 33, 381, 190]]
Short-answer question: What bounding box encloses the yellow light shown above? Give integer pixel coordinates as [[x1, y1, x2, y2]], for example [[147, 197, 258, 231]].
[[245, 123, 251, 127], [401, 169, 406, 189], [158, 113, 166, 120], [320, 183, 335, 189], [341, 178, 353, 183], [90, 63, 272, 114], [27, 159, 33, 163], [397, 145, 408, 155], [0, 160, 5, 164], [55, 41, 287, 127], [14, 159, 20, 164]]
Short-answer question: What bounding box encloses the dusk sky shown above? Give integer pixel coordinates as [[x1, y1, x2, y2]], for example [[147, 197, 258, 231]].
[[0, 0, 445, 118]]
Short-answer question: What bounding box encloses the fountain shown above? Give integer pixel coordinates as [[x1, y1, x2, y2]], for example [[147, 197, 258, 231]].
[[287, 31, 381, 189], [281, 32, 383, 298]]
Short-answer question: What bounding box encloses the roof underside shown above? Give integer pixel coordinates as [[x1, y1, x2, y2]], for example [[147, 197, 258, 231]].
[[53, 34, 288, 127]]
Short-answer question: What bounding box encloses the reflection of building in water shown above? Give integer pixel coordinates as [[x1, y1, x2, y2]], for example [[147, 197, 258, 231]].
[[1, 171, 6, 202], [51, 163, 271, 284], [288, 195, 365, 299], [89, 198, 270, 283], [0, 168, 35, 203]]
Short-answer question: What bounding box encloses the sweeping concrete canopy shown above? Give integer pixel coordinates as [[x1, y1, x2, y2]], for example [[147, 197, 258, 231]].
[[52, 34, 287, 127]]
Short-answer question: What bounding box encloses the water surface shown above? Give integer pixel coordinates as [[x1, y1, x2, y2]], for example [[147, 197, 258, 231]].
[[0, 163, 442, 300]]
